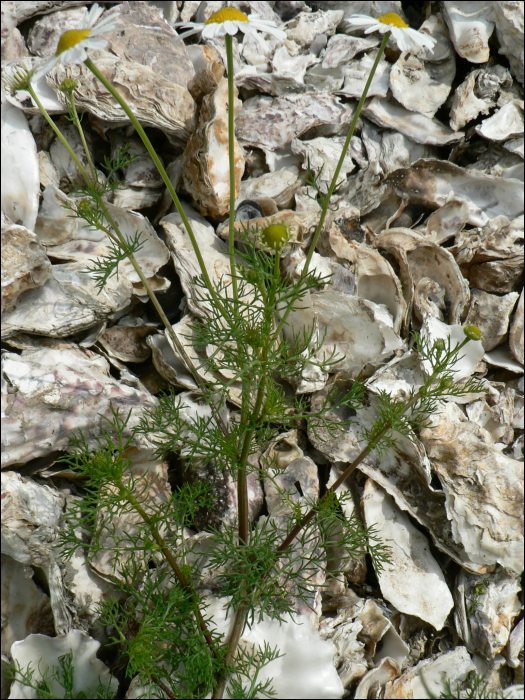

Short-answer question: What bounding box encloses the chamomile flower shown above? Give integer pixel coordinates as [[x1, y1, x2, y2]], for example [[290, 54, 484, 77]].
[[32, 4, 118, 81], [345, 12, 436, 53], [173, 7, 287, 42]]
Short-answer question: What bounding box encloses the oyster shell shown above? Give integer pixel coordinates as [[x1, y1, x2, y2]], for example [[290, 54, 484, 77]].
[[48, 55, 196, 147], [1, 471, 70, 635], [420, 401, 524, 575], [235, 93, 354, 151], [450, 215, 524, 293], [284, 9, 343, 48], [181, 76, 244, 217], [373, 227, 470, 326], [1, 98, 40, 232], [464, 289, 520, 351], [386, 159, 524, 226], [1, 214, 52, 313], [449, 63, 513, 131], [1, 553, 54, 654], [476, 100, 524, 142], [442, 0, 495, 64], [493, 1, 525, 84], [362, 479, 454, 630], [454, 567, 522, 660], [384, 646, 475, 699], [8, 630, 118, 699], [390, 51, 456, 119], [363, 97, 464, 147], [35, 185, 170, 284], [509, 289, 524, 364], [1, 342, 157, 468]]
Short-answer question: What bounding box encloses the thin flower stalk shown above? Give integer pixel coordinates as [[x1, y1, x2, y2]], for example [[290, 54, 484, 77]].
[[83, 57, 228, 319], [225, 34, 239, 308], [27, 78, 228, 425], [272, 30, 390, 343]]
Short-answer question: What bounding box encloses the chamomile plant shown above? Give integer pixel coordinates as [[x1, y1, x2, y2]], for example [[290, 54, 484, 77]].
[[4, 5, 487, 699]]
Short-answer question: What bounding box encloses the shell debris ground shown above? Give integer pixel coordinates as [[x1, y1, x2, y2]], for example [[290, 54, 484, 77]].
[[1, 1, 523, 699]]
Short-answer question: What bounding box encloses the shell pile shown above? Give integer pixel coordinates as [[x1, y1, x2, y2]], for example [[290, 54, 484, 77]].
[[1, 1, 523, 698]]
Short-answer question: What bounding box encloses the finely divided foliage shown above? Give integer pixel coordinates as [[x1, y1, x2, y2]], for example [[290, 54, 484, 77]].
[[5, 5, 487, 699]]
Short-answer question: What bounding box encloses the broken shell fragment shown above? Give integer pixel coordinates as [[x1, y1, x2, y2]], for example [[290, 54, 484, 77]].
[[509, 289, 524, 365]]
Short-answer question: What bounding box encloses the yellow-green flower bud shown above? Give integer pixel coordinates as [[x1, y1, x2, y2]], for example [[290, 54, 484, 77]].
[[440, 377, 454, 390], [434, 339, 446, 352], [259, 222, 290, 253], [59, 78, 79, 93], [463, 325, 483, 341]]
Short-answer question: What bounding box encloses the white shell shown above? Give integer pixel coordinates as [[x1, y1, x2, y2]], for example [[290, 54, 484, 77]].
[[363, 97, 464, 146], [1, 98, 40, 232], [476, 101, 524, 142], [390, 51, 455, 119], [420, 401, 524, 575], [206, 596, 344, 698], [362, 479, 454, 630], [8, 630, 118, 699], [442, 0, 495, 64]]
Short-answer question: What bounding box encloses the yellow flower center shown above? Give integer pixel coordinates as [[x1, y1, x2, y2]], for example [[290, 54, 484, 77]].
[[260, 223, 290, 250], [377, 12, 409, 29], [205, 8, 249, 24], [56, 29, 92, 55]]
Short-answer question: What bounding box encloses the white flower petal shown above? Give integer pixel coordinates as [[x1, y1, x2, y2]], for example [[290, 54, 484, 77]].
[[86, 3, 104, 28]]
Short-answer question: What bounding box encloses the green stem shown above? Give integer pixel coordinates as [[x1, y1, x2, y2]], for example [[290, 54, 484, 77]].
[[271, 31, 391, 342], [123, 486, 219, 658], [68, 92, 97, 182], [27, 84, 92, 186], [84, 58, 227, 318], [225, 34, 239, 308]]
